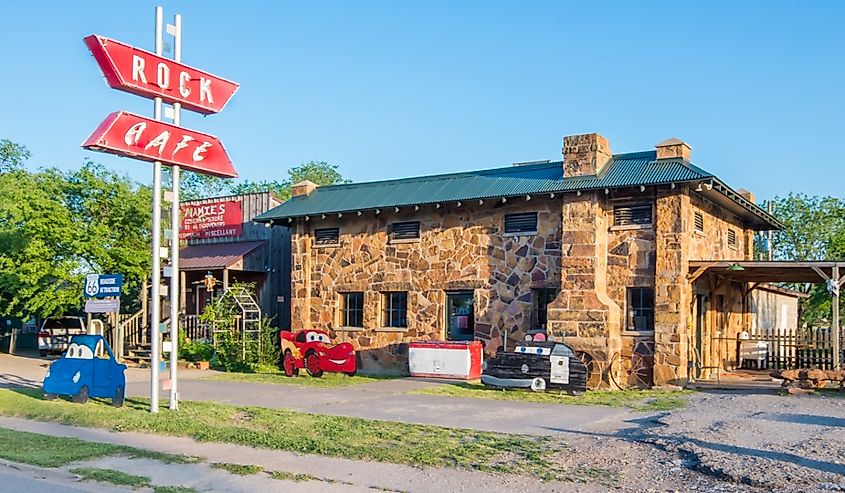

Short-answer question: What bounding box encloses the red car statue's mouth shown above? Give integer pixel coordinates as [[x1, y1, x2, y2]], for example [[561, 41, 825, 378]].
[[319, 343, 356, 371]]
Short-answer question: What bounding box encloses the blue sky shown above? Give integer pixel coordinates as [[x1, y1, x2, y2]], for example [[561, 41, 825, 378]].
[[1, 1, 842, 201]]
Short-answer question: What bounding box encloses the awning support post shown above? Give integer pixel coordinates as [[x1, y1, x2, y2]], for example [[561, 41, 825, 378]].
[[833, 263, 840, 370]]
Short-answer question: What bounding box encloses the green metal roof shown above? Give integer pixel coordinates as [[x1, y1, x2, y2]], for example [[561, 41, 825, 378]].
[[255, 151, 781, 230]]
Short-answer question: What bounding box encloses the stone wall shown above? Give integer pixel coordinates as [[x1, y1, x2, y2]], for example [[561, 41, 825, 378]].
[[688, 192, 751, 261], [288, 183, 759, 384], [687, 191, 755, 374], [289, 199, 562, 373], [653, 190, 691, 384]]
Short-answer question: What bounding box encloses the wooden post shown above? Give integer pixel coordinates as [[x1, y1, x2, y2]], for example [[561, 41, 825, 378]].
[[707, 274, 717, 378], [223, 268, 230, 291], [180, 270, 187, 314], [833, 263, 840, 370], [141, 278, 149, 326]]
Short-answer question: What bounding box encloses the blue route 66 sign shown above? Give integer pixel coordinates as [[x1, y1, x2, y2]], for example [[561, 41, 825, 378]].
[[83, 274, 123, 299]]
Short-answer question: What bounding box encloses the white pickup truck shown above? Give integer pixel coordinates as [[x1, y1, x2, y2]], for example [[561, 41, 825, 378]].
[[38, 316, 87, 357]]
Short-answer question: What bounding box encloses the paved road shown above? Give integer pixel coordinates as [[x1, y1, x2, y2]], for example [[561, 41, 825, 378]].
[[0, 460, 132, 493], [1, 352, 632, 436], [126, 377, 631, 436]]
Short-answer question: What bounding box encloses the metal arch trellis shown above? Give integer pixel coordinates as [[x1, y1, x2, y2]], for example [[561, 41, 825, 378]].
[[211, 286, 262, 361]]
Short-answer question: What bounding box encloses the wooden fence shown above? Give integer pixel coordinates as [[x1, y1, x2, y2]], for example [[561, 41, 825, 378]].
[[752, 327, 843, 370]]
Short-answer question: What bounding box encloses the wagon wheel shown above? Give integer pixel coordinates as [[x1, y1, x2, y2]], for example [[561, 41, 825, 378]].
[[574, 351, 603, 390], [281, 350, 299, 377], [629, 350, 653, 389], [607, 351, 627, 390], [73, 386, 89, 405], [304, 351, 323, 378]]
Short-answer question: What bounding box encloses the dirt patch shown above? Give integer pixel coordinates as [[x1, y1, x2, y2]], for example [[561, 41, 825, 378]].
[[536, 389, 845, 491]]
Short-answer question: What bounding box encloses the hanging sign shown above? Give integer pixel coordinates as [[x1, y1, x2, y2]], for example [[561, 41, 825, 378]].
[[179, 199, 243, 239], [82, 111, 238, 178], [84, 298, 121, 314], [83, 35, 239, 115], [84, 274, 124, 299]]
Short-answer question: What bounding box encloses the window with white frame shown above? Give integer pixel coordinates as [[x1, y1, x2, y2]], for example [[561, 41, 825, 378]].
[[626, 287, 654, 332], [381, 292, 408, 328], [340, 292, 364, 328]]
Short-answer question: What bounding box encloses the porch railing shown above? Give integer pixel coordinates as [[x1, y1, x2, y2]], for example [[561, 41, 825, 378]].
[[181, 314, 212, 341]]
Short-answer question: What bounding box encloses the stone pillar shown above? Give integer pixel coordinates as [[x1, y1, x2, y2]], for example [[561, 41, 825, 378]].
[[290, 220, 312, 329], [547, 192, 621, 363], [653, 190, 691, 385]]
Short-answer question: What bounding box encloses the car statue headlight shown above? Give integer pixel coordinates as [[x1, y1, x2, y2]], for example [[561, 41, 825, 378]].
[[521, 364, 529, 374], [45, 369, 50, 378], [72, 371, 81, 383]]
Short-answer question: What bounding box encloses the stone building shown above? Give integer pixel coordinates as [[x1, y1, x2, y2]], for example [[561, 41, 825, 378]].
[[255, 133, 780, 385]]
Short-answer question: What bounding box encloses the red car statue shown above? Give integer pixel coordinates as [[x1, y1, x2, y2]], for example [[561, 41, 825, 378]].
[[279, 329, 357, 378]]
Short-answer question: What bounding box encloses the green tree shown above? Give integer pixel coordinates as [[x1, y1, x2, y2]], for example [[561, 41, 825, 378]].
[[179, 170, 232, 200], [229, 160, 349, 200], [63, 161, 153, 313], [770, 193, 845, 261], [0, 169, 81, 318], [767, 193, 845, 326], [0, 141, 154, 318], [0, 139, 31, 172]]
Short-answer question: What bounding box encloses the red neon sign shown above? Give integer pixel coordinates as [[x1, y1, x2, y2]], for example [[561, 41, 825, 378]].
[[82, 111, 238, 178], [84, 34, 239, 115], [179, 200, 243, 240]]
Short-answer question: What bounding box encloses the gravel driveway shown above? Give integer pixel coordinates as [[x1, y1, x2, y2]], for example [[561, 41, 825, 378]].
[[549, 389, 845, 492]]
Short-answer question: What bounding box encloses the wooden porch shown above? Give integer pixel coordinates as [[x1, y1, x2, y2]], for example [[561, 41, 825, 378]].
[[687, 261, 845, 381]]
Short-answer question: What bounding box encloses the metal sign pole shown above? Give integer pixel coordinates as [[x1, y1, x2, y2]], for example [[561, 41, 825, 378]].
[[149, 5, 164, 414], [168, 12, 182, 411]]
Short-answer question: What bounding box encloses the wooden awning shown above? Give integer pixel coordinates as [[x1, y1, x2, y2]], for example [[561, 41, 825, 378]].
[[688, 260, 845, 370], [179, 241, 265, 272], [688, 261, 845, 284]]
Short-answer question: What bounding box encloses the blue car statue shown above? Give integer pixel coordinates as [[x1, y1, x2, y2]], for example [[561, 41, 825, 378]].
[[43, 334, 127, 407]]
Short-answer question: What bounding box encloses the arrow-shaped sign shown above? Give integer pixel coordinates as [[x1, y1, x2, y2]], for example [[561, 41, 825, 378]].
[[82, 111, 237, 178], [84, 34, 239, 115]]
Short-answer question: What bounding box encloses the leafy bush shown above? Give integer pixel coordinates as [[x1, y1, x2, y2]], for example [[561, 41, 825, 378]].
[[197, 282, 280, 373], [179, 339, 214, 363]]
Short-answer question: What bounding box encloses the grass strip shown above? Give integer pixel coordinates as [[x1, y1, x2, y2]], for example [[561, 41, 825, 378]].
[[154, 487, 199, 493], [0, 426, 200, 467], [267, 470, 321, 482], [205, 370, 393, 388], [70, 467, 151, 488], [0, 387, 564, 480], [412, 382, 690, 411], [210, 462, 263, 475]]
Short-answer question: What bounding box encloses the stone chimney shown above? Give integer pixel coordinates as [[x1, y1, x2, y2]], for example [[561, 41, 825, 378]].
[[655, 138, 691, 161], [563, 133, 612, 177], [291, 180, 318, 197], [737, 188, 755, 203]]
